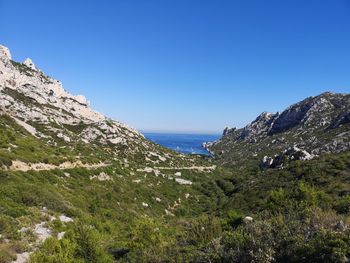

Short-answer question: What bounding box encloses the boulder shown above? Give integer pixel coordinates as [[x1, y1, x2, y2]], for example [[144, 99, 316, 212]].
[[260, 146, 315, 169]]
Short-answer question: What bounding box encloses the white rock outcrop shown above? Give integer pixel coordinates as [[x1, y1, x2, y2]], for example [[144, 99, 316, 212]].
[[0, 45, 11, 60], [175, 178, 192, 185], [23, 58, 36, 70], [0, 44, 146, 151]]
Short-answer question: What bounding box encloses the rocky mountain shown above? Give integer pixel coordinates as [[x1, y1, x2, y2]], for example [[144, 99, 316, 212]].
[[206, 92, 350, 166], [0, 45, 197, 168], [0, 45, 142, 147]]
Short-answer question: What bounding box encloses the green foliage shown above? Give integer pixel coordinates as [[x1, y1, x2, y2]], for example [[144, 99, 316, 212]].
[[126, 217, 175, 263], [30, 223, 113, 263], [0, 156, 12, 167], [186, 215, 222, 247], [266, 188, 290, 211], [222, 210, 243, 229], [216, 179, 235, 196], [29, 238, 78, 263], [0, 215, 19, 240], [294, 181, 332, 209], [334, 195, 350, 215], [72, 223, 113, 263], [0, 249, 16, 263], [198, 207, 350, 263]]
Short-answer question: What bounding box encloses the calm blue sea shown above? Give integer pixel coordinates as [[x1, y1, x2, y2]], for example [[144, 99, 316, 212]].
[[143, 132, 220, 155]]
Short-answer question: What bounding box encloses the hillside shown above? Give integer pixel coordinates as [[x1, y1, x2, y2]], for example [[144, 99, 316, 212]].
[[0, 45, 182, 166], [206, 92, 350, 167], [0, 45, 222, 262], [0, 45, 349, 263]]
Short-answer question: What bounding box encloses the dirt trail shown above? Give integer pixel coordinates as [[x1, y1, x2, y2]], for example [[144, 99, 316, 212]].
[[155, 165, 216, 172], [8, 160, 110, 172]]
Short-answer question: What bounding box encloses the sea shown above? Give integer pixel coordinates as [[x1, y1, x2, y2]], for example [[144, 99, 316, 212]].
[[143, 132, 221, 155]]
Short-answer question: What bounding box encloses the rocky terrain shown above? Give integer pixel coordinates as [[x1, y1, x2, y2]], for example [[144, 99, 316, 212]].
[[206, 92, 350, 166], [0, 45, 206, 169], [0, 45, 169, 163], [0, 45, 349, 263]]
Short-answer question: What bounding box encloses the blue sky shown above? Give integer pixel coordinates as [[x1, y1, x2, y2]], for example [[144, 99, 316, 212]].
[[1, 0, 349, 133]]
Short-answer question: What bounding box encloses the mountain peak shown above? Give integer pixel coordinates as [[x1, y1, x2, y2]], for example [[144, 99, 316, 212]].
[[0, 44, 11, 60], [23, 58, 37, 70], [317, 91, 336, 97]]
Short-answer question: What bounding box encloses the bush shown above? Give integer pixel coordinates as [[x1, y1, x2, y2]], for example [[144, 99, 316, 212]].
[[266, 188, 290, 211], [0, 156, 12, 167], [126, 217, 170, 263], [295, 228, 350, 263], [222, 210, 243, 229], [72, 223, 112, 263], [334, 195, 350, 215], [0, 249, 16, 263], [197, 207, 350, 263], [29, 238, 77, 263], [293, 181, 332, 209], [186, 215, 222, 247], [0, 215, 19, 239]]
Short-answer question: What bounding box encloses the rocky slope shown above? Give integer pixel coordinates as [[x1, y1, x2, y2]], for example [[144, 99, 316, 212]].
[[0, 45, 198, 168], [206, 92, 350, 166], [0, 45, 142, 147]]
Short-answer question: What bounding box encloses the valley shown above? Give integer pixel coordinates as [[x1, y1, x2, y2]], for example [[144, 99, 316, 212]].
[[0, 45, 349, 263]]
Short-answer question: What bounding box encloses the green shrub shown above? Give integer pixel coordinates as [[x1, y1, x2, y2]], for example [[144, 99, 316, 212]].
[[0, 156, 12, 167], [186, 215, 222, 247], [0, 215, 19, 239], [294, 228, 350, 263], [72, 223, 112, 263], [197, 207, 350, 263], [222, 210, 243, 229], [29, 238, 77, 263], [334, 195, 350, 215], [0, 249, 16, 263], [266, 188, 290, 211], [126, 217, 169, 262], [294, 181, 332, 209]]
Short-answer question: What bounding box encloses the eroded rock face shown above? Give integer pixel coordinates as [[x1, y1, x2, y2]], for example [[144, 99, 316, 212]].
[[0, 51, 104, 124], [0, 45, 104, 124], [331, 112, 350, 129], [241, 112, 276, 139], [207, 92, 350, 165], [223, 126, 236, 136], [0, 44, 145, 150], [268, 93, 339, 134]]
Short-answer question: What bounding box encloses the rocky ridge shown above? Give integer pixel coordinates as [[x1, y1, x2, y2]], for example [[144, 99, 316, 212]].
[[0, 45, 176, 164], [206, 92, 350, 166], [0, 45, 143, 146]]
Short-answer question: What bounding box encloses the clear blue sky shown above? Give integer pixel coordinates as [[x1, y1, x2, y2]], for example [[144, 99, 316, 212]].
[[1, 0, 349, 133]]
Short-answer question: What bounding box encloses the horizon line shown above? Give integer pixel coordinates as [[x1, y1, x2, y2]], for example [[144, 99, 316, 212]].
[[140, 129, 222, 135]]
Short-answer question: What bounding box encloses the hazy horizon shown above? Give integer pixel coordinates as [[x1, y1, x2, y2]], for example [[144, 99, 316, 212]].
[[1, 0, 349, 132]]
